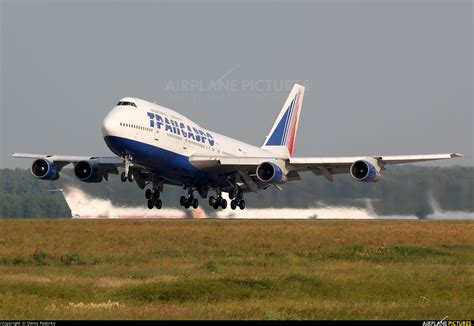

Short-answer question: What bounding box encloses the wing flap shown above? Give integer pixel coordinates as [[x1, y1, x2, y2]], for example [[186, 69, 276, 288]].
[[189, 155, 276, 173]]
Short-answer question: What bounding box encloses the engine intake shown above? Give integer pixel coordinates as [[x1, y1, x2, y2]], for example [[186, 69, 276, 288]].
[[31, 159, 59, 180], [74, 160, 103, 183], [256, 162, 287, 184], [350, 160, 381, 182]]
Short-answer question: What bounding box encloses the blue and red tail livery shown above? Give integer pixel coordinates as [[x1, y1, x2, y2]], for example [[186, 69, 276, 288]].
[[262, 84, 305, 157]]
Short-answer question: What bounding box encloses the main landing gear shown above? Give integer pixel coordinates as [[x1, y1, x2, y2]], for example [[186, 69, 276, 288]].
[[145, 174, 163, 209], [208, 195, 227, 209], [209, 189, 245, 210], [230, 198, 245, 210], [180, 188, 199, 209], [145, 188, 162, 209], [229, 188, 245, 210], [180, 196, 199, 209]]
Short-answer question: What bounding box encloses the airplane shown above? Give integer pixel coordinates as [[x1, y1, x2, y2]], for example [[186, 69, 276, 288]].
[[13, 84, 463, 210]]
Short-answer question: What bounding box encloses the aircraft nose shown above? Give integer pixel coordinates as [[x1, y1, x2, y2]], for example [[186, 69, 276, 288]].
[[101, 111, 117, 137]]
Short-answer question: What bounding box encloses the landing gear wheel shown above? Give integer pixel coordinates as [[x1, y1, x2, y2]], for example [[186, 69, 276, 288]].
[[238, 200, 246, 210], [155, 199, 162, 209], [229, 190, 235, 200], [147, 199, 154, 209], [237, 189, 243, 200], [127, 173, 134, 182], [153, 191, 160, 199], [121, 172, 127, 182], [213, 203, 219, 209], [145, 189, 152, 199], [221, 199, 227, 209], [180, 196, 186, 206], [230, 200, 237, 210], [209, 196, 216, 206], [192, 198, 199, 209]]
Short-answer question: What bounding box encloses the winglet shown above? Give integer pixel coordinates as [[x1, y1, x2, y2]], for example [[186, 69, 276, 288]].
[[451, 153, 464, 158]]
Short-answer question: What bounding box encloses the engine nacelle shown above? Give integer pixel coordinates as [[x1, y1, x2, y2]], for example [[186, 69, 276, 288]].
[[256, 162, 287, 184], [74, 160, 103, 183], [31, 159, 59, 180], [350, 160, 382, 182]]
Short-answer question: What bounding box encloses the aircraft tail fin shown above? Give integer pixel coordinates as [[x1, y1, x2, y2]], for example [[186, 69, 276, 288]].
[[261, 84, 305, 157]]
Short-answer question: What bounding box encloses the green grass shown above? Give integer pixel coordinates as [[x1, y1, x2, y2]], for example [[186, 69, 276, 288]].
[[0, 219, 472, 319]]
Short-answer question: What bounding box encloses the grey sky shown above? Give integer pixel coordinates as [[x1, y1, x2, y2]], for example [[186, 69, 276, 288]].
[[1, 0, 472, 169]]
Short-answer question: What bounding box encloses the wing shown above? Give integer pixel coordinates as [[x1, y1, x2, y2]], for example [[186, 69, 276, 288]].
[[289, 153, 464, 181], [12, 153, 124, 179], [190, 153, 462, 172], [189, 153, 463, 187]]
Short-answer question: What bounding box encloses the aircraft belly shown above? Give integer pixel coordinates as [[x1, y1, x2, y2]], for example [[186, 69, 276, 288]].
[[104, 135, 223, 187]]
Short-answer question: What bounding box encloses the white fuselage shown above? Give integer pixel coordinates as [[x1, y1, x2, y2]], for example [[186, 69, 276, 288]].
[[102, 97, 275, 158], [101, 97, 277, 186]]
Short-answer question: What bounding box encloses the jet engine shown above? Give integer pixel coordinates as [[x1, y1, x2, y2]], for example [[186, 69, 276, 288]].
[[350, 159, 382, 182], [31, 159, 59, 180], [256, 162, 287, 184], [74, 160, 103, 183]]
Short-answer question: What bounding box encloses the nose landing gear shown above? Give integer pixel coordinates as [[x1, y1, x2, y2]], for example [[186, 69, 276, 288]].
[[120, 155, 135, 182], [120, 171, 134, 182]]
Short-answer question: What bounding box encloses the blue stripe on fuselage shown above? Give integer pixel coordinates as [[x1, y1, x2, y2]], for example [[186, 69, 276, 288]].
[[104, 135, 212, 186]]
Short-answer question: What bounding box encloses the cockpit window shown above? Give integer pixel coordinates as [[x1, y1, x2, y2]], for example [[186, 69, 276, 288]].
[[116, 101, 137, 107]]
